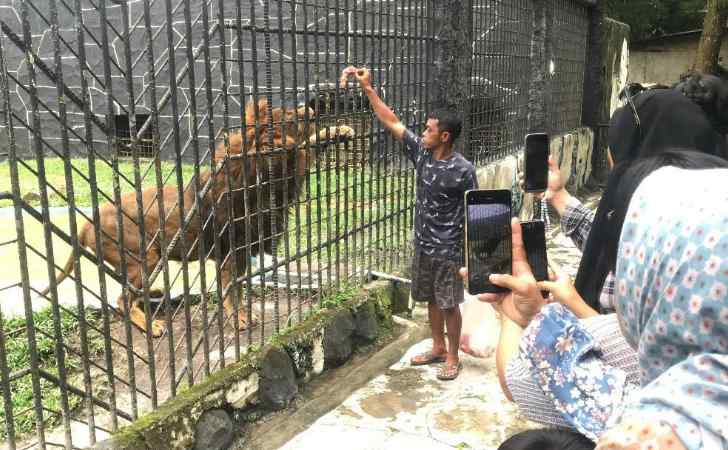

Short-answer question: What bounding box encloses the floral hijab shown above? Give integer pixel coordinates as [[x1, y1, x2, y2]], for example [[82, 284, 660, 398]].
[[614, 166, 728, 448]]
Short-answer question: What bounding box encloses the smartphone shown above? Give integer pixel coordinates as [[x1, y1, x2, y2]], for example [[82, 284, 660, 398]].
[[464, 189, 512, 295], [521, 220, 548, 282], [524, 133, 549, 192]]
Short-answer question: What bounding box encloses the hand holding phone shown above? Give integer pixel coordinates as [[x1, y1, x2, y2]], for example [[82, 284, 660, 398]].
[[464, 189, 512, 295], [523, 133, 549, 193], [464, 217, 548, 328]]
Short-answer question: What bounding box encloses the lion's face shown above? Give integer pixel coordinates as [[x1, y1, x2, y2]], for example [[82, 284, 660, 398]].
[[269, 105, 315, 146]]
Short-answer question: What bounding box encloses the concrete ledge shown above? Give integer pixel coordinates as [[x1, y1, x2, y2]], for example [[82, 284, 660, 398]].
[[91, 279, 401, 450], [475, 127, 594, 217], [235, 315, 429, 450]]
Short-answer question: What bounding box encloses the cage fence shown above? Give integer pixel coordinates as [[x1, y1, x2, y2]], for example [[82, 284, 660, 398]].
[[0, 0, 591, 448]]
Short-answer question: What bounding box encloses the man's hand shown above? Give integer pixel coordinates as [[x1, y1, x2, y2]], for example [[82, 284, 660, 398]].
[[459, 218, 546, 328], [340, 65, 404, 141], [340, 66, 371, 90]]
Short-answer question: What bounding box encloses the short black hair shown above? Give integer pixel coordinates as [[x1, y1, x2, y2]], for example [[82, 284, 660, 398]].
[[427, 108, 462, 144], [497, 429, 595, 450]]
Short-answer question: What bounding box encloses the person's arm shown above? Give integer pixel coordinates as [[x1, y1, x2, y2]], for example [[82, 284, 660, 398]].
[[343, 66, 406, 142], [537, 269, 599, 319], [495, 313, 522, 401], [559, 196, 595, 252], [519, 303, 632, 441]]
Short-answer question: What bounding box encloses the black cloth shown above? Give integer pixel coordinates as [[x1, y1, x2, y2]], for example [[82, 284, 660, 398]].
[[607, 89, 728, 164], [403, 129, 478, 262], [575, 89, 728, 311]]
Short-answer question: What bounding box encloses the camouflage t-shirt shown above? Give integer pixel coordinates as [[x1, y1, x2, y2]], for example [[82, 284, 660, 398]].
[[403, 129, 478, 262]]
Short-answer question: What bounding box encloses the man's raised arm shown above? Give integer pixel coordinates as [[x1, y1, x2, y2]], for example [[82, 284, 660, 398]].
[[341, 66, 406, 142]]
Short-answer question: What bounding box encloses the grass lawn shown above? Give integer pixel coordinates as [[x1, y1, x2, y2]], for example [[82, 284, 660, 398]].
[[0, 306, 104, 440], [0, 158, 198, 209], [0, 157, 414, 261]]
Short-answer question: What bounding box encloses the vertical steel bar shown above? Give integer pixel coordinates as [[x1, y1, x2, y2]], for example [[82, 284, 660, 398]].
[[0, 36, 19, 440], [179, 0, 200, 388], [286, 0, 304, 324], [201, 3, 220, 377], [262, 0, 281, 335], [138, 0, 161, 408], [18, 0, 74, 446], [198, 0, 225, 373], [248, 0, 267, 346], [215, 0, 240, 362], [300, 0, 315, 315], [233, 0, 256, 347], [103, 0, 139, 419], [0, 29, 45, 444], [160, 0, 184, 397], [322, 0, 333, 291], [333, 0, 342, 289], [72, 0, 120, 431], [348, 0, 359, 283], [312, 0, 324, 302], [276, 0, 292, 328], [47, 0, 97, 443]]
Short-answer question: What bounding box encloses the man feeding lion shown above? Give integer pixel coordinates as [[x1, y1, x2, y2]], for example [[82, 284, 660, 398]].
[[341, 66, 478, 381]]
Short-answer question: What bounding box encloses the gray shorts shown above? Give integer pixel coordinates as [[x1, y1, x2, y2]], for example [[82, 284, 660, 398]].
[[410, 248, 464, 310]]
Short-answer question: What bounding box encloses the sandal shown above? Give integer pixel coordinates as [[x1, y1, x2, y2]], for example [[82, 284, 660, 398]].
[[410, 350, 447, 366], [437, 361, 463, 381]]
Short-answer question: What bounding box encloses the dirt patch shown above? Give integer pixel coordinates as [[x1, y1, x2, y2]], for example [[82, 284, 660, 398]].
[[383, 367, 440, 392], [359, 367, 437, 420], [338, 406, 363, 420], [433, 406, 496, 434], [359, 392, 419, 419]]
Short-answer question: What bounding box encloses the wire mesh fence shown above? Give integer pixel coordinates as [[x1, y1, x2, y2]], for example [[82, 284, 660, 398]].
[[469, 0, 533, 165], [0, 0, 591, 448]]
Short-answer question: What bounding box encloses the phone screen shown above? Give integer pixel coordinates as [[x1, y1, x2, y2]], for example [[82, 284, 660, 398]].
[[524, 133, 549, 192], [521, 220, 548, 282], [465, 190, 512, 294]]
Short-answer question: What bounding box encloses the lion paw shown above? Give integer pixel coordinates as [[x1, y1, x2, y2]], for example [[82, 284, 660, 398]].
[[334, 125, 355, 140], [309, 125, 355, 145], [236, 310, 259, 330], [150, 319, 167, 338]]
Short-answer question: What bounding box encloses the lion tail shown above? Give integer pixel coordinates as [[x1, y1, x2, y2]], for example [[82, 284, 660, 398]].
[[38, 221, 91, 297]]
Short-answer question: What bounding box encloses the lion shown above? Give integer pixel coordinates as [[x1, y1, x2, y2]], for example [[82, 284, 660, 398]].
[[41, 99, 354, 337]]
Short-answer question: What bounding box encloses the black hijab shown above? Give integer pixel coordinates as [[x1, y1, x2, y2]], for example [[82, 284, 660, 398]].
[[574, 89, 728, 311]]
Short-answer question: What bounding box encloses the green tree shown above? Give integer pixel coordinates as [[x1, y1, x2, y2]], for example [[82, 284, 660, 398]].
[[693, 0, 728, 74]]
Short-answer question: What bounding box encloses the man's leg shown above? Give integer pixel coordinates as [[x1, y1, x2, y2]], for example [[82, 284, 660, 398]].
[[428, 301, 447, 356], [442, 306, 462, 366]]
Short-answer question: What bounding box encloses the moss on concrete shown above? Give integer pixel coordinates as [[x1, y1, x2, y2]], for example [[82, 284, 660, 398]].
[[103, 278, 396, 450]]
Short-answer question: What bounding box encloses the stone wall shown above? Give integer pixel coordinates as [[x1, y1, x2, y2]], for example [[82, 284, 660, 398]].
[[631, 34, 728, 86], [474, 127, 594, 218]]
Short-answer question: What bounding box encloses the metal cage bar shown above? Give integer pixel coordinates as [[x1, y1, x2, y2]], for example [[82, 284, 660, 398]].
[[0, 1, 592, 447]]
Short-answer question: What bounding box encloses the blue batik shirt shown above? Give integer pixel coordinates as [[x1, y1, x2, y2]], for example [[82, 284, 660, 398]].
[[403, 129, 478, 262]]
